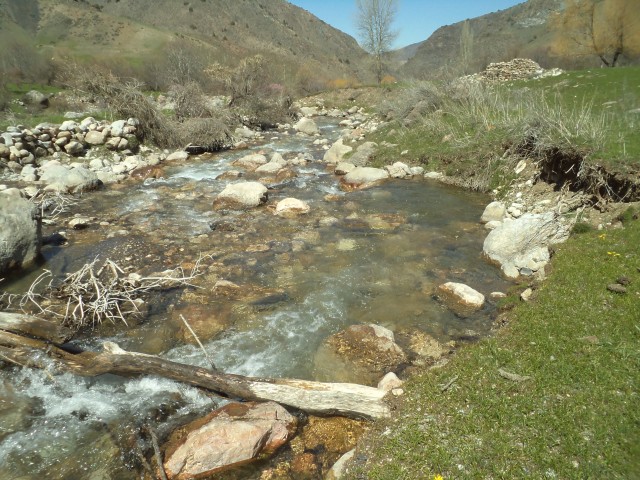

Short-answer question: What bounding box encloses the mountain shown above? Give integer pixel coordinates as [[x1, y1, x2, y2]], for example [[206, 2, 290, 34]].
[[0, 0, 367, 88], [400, 0, 640, 78]]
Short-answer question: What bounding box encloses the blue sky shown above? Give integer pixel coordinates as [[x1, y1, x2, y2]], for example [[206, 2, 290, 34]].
[[288, 0, 525, 49]]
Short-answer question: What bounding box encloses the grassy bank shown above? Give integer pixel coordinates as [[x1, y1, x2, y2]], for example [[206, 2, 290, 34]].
[[349, 212, 640, 479], [364, 68, 640, 193]]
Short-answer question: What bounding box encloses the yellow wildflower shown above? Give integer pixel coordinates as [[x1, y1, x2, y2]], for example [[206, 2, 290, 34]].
[[433, 475, 444, 480], [598, 234, 607, 239], [607, 251, 620, 257]]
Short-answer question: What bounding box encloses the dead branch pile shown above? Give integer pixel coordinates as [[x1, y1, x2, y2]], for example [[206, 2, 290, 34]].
[[2, 258, 204, 329]]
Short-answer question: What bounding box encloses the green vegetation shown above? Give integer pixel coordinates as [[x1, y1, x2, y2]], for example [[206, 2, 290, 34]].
[[351, 216, 640, 479], [367, 68, 640, 191]]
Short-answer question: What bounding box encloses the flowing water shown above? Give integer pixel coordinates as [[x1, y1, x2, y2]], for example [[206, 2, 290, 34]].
[[0, 119, 511, 479]]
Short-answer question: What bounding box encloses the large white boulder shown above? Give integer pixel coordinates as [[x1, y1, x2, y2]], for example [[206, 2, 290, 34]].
[[232, 153, 268, 171], [483, 212, 571, 278]]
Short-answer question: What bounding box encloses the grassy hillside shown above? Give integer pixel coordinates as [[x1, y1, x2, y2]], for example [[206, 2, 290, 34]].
[[0, 0, 368, 90], [402, 0, 640, 79]]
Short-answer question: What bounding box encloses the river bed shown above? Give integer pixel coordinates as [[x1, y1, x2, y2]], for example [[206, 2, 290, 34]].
[[0, 119, 511, 479]]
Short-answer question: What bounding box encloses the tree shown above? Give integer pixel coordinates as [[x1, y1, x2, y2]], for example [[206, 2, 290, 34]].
[[355, 0, 399, 84], [459, 20, 474, 74], [558, 0, 632, 67]]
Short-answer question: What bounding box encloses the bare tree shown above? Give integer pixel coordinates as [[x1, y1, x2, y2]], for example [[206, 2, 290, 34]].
[[460, 20, 474, 74], [558, 0, 631, 67], [355, 0, 399, 84]]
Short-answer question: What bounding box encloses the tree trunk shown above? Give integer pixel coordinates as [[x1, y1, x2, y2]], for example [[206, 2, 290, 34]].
[[0, 324, 390, 420]]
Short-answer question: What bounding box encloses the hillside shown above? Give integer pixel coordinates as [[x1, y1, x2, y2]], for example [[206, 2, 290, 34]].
[[0, 0, 367, 89], [401, 0, 640, 78]]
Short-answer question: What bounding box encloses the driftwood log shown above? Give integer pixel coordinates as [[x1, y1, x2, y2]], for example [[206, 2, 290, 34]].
[[0, 313, 390, 420]]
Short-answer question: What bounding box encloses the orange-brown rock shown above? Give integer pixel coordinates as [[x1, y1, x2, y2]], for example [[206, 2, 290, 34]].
[[163, 401, 297, 479]]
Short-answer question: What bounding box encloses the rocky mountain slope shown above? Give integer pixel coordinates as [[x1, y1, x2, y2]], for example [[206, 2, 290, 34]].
[[0, 0, 367, 87], [401, 0, 640, 78]]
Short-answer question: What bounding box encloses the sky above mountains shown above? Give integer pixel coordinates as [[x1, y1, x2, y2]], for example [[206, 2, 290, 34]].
[[289, 0, 525, 49]]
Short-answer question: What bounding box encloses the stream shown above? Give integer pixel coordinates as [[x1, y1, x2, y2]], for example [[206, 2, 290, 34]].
[[0, 118, 511, 479]]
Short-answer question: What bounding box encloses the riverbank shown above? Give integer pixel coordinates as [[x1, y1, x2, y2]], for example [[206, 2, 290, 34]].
[[346, 210, 639, 479], [307, 67, 640, 478]]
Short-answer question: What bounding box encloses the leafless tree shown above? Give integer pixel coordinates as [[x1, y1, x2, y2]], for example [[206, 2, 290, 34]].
[[355, 0, 399, 84]]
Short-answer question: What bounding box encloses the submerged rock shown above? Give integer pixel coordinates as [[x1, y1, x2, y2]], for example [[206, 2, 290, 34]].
[[163, 401, 297, 479], [314, 324, 407, 385]]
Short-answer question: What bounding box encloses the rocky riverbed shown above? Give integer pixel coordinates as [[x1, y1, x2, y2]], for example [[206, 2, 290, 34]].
[[0, 102, 580, 479]]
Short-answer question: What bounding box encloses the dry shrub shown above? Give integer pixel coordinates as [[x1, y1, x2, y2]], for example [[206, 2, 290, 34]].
[[177, 116, 233, 152], [378, 81, 444, 122], [169, 81, 213, 121], [326, 77, 360, 90], [62, 64, 182, 148]]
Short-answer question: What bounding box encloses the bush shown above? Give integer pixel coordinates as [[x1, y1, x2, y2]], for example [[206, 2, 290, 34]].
[[170, 82, 213, 121]]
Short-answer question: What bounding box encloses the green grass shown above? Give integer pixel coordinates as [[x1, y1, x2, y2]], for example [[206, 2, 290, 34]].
[[366, 67, 640, 189], [350, 218, 640, 479]]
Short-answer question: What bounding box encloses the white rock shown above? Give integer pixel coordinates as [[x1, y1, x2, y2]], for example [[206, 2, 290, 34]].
[[166, 151, 189, 162], [334, 162, 355, 175], [214, 181, 268, 209], [323, 139, 353, 164], [294, 117, 319, 135], [377, 372, 404, 392], [437, 282, 485, 317], [274, 198, 310, 217], [481, 201, 506, 223], [342, 167, 389, 189]]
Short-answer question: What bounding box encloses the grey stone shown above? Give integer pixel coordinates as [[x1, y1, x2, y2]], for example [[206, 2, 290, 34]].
[[40, 164, 101, 193], [323, 139, 353, 164], [0, 196, 41, 274]]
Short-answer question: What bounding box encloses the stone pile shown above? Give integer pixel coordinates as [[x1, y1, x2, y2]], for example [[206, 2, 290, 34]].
[[0, 117, 141, 171], [462, 58, 563, 83]]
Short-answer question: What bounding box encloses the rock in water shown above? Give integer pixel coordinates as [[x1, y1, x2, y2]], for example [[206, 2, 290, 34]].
[[436, 282, 485, 317], [274, 198, 310, 217], [214, 181, 268, 209], [294, 117, 319, 135], [0, 196, 42, 274], [341, 167, 389, 191], [323, 139, 353, 164], [163, 402, 297, 479], [39, 163, 102, 193]]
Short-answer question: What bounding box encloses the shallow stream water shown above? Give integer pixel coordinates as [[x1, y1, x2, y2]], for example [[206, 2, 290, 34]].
[[0, 119, 511, 479]]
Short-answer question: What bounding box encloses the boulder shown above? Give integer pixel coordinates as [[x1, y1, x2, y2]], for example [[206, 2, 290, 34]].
[[233, 153, 268, 171], [0, 196, 41, 274], [255, 161, 284, 174], [163, 402, 297, 479], [483, 213, 571, 278], [274, 198, 310, 217], [323, 139, 353, 165], [109, 120, 127, 137], [348, 142, 377, 167], [334, 162, 355, 176], [166, 151, 189, 162], [294, 117, 319, 135], [23, 90, 49, 107], [214, 181, 268, 209], [64, 140, 84, 155], [314, 324, 407, 386], [39, 164, 102, 193], [436, 282, 485, 317], [341, 167, 389, 191], [481, 201, 506, 223], [84, 130, 107, 145], [385, 162, 412, 178]]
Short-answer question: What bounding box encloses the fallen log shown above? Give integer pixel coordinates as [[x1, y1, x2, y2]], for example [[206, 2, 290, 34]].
[[0, 312, 73, 343], [0, 330, 390, 420]]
